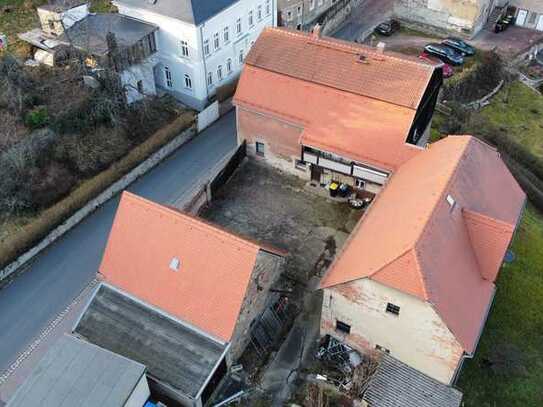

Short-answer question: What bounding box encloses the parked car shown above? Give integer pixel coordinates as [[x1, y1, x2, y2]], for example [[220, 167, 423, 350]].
[[419, 52, 454, 78], [374, 19, 400, 36], [441, 37, 475, 56], [424, 43, 464, 65]]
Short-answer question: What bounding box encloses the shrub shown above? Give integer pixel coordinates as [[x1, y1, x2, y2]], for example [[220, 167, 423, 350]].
[[29, 162, 77, 208], [442, 51, 507, 104], [55, 127, 132, 176], [24, 106, 49, 129]]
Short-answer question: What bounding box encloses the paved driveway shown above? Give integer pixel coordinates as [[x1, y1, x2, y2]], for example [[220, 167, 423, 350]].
[[0, 112, 237, 374]]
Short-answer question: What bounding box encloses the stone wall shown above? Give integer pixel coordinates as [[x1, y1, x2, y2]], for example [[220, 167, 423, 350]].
[[227, 250, 286, 363], [320, 278, 464, 384]]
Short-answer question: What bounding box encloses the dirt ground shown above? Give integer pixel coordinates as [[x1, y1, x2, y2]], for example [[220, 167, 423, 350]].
[[200, 159, 363, 281]]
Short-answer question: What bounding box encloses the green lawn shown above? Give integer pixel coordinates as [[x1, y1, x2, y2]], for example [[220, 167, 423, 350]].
[[480, 81, 543, 158], [459, 206, 543, 406]]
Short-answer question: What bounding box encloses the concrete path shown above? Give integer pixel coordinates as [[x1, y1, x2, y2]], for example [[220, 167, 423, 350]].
[[0, 112, 237, 394], [332, 0, 393, 42]]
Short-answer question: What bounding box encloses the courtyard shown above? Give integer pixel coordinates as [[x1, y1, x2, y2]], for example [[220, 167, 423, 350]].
[[200, 158, 364, 281]]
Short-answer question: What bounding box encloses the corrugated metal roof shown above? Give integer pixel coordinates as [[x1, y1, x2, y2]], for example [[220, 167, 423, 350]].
[[73, 284, 227, 398], [363, 353, 463, 407], [6, 335, 146, 407]]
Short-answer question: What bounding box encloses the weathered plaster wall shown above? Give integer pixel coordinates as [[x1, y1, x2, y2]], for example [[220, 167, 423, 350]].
[[394, 0, 493, 36], [228, 250, 285, 363], [320, 278, 464, 384]]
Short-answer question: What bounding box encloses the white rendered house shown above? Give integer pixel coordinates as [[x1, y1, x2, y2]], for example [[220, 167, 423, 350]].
[[114, 0, 277, 110]]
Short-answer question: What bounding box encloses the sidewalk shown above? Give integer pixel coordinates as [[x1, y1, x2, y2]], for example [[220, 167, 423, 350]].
[[0, 279, 98, 404]]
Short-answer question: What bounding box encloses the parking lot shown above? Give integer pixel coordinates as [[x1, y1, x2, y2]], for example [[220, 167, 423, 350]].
[[200, 159, 363, 281]]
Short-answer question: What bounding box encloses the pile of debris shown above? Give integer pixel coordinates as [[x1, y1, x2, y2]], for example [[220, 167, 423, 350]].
[[315, 336, 380, 399]]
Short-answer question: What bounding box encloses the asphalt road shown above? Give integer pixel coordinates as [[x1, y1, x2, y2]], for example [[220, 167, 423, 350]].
[[0, 112, 237, 371], [332, 0, 393, 42]]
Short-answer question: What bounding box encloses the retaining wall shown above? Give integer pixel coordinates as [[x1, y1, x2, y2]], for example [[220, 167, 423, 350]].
[[0, 127, 196, 283]]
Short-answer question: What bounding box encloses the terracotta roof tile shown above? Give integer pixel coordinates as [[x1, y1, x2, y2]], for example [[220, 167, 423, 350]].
[[321, 136, 526, 352], [235, 65, 422, 171], [245, 28, 435, 109], [99, 192, 283, 342]]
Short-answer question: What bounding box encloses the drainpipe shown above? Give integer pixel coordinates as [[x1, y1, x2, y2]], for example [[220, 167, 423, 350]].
[[199, 24, 210, 105]]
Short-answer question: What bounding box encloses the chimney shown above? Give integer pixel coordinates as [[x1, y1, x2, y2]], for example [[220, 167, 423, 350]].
[[312, 24, 322, 39], [376, 41, 386, 54]]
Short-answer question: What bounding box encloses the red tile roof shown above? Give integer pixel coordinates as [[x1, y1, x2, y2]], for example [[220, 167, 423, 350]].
[[244, 28, 435, 109], [235, 67, 422, 171], [320, 136, 526, 353], [99, 192, 283, 342], [235, 28, 436, 171]]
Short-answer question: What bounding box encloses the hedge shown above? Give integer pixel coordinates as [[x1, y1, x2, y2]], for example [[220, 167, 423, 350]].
[[0, 111, 196, 270]]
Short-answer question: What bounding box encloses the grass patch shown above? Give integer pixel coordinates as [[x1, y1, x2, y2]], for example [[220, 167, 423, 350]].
[[459, 206, 543, 406], [480, 81, 543, 159]]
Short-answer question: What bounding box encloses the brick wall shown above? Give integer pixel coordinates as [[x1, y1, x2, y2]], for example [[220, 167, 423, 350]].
[[237, 107, 303, 160], [228, 250, 285, 363]]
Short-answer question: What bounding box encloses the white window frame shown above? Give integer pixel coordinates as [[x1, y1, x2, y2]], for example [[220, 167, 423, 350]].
[[164, 66, 172, 88], [248, 10, 254, 27], [236, 18, 242, 34], [217, 65, 223, 81], [223, 26, 230, 43], [226, 58, 232, 74], [257, 5, 262, 20], [203, 39, 210, 56], [184, 74, 192, 89], [207, 71, 213, 87], [266, 0, 271, 15], [180, 40, 189, 57], [239, 49, 244, 64], [213, 32, 220, 50]]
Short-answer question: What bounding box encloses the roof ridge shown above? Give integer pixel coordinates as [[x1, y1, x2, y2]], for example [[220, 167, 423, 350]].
[[254, 28, 433, 109], [266, 27, 434, 71], [319, 179, 404, 289], [413, 136, 474, 248], [122, 192, 262, 254]]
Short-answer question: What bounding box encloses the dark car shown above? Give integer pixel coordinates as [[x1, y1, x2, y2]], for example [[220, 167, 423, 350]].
[[441, 37, 475, 56], [424, 43, 464, 65], [374, 19, 400, 36]]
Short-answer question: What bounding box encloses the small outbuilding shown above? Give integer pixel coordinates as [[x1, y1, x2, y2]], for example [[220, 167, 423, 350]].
[[6, 334, 150, 407]]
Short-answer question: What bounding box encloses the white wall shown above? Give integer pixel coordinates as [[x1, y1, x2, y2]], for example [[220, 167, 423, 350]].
[[124, 374, 151, 407], [121, 57, 158, 104], [321, 278, 464, 384], [200, 0, 275, 97], [115, 0, 276, 110]]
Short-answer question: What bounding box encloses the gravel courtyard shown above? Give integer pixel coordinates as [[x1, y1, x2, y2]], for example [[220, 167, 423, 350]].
[[200, 159, 363, 281]]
